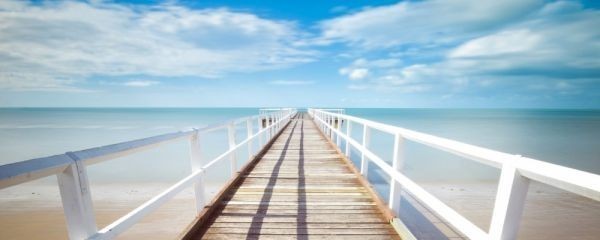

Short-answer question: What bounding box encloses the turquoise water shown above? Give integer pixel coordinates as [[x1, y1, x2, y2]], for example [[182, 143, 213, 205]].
[[1, 108, 599, 185], [342, 109, 600, 183]]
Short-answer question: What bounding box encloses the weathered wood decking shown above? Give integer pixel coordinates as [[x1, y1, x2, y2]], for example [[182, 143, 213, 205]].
[[183, 113, 400, 239]]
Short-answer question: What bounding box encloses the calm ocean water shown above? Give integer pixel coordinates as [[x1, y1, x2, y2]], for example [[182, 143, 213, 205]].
[[1, 108, 599, 186]]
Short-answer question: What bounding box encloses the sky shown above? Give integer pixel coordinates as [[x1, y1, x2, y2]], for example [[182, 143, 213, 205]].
[[0, 0, 599, 108]]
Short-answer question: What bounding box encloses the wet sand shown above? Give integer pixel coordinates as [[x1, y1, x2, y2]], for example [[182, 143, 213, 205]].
[[1, 182, 599, 239]]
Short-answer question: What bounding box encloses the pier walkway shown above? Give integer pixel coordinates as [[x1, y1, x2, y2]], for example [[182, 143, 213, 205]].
[[182, 113, 400, 239]]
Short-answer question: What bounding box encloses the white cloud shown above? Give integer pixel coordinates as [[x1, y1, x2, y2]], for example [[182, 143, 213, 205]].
[[340, 68, 369, 80], [0, 1, 314, 91], [0, 72, 91, 92], [269, 80, 315, 85], [339, 57, 400, 81], [352, 58, 401, 68], [320, 0, 544, 48], [329, 1, 600, 97], [123, 80, 160, 87], [449, 30, 542, 58]]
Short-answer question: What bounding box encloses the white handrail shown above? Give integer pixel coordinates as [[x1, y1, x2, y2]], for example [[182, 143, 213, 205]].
[[0, 108, 297, 240], [308, 108, 600, 240], [0, 112, 284, 189]]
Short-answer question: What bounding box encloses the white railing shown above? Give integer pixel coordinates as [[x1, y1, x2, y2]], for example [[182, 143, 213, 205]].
[[0, 108, 297, 240], [259, 107, 295, 115], [308, 108, 600, 240], [318, 108, 345, 114]]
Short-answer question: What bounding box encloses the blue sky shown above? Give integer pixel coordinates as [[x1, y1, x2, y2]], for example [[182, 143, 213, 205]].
[[0, 0, 599, 108]]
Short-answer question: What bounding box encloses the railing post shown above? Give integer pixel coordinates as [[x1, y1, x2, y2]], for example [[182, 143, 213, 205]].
[[360, 125, 370, 176], [345, 121, 352, 157], [275, 113, 279, 132], [266, 114, 271, 140], [324, 115, 328, 136], [269, 114, 274, 139], [272, 114, 276, 137], [335, 117, 341, 147], [388, 133, 405, 216], [328, 115, 333, 139], [246, 119, 254, 157], [489, 157, 530, 240], [323, 114, 328, 137], [58, 153, 97, 240], [275, 114, 278, 132], [189, 130, 206, 215], [276, 113, 280, 131], [319, 112, 327, 131], [227, 122, 237, 175], [257, 116, 264, 147], [324, 114, 328, 135]]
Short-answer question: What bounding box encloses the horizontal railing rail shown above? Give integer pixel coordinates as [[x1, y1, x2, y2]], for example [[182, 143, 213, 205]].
[[259, 108, 294, 115], [318, 108, 345, 114], [0, 108, 297, 240], [308, 108, 600, 240]]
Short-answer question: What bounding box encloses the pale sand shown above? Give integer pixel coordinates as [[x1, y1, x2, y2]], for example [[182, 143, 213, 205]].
[[412, 182, 600, 240], [1, 181, 599, 239], [0, 182, 220, 240]]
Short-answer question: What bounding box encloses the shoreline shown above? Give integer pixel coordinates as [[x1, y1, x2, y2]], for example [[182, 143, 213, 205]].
[[1, 181, 598, 239]]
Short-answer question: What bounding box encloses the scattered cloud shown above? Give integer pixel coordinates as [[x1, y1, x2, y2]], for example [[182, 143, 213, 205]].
[[123, 80, 160, 87], [348, 68, 369, 80], [0, 72, 92, 92], [0, 0, 315, 91], [328, 0, 600, 98], [1, 0, 599, 107], [320, 0, 544, 48], [339, 67, 369, 81], [351, 58, 401, 68], [269, 80, 315, 85]]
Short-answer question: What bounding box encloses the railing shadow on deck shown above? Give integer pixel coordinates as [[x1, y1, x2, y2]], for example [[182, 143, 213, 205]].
[[245, 118, 300, 239], [296, 118, 308, 239]]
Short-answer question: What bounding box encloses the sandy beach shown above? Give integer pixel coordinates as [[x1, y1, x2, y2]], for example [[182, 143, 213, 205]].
[[0, 182, 221, 240], [1, 181, 598, 239], [415, 182, 600, 240]]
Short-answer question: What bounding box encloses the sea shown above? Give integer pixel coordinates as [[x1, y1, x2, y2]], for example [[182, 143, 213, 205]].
[[1, 108, 599, 189]]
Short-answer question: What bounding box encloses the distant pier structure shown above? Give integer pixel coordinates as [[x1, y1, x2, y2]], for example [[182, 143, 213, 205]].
[[0, 108, 598, 240]]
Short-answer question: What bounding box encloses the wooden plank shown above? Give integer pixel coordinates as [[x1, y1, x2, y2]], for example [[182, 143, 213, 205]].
[[206, 222, 392, 228], [227, 196, 374, 202], [220, 205, 379, 210], [230, 192, 368, 196], [219, 209, 381, 214], [265, 150, 337, 154], [202, 234, 400, 240], [315, 122, 398, 222], [179, 117, 295, 239], [247, 170, 352, 174], [261, 154, 342, 159], [243, 173, 357, 178], [222, 201, 376, 206], [182, 113, 400, 240], [235, 186, 367, 193], [205, 227, 397, 235], [212, 215, 386, 223], [240, 178, 360, 183]]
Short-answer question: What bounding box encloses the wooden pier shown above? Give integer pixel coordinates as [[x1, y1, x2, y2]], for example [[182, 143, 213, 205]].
[[182, 113, 400, 239], [3, 108, 598, 240]]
